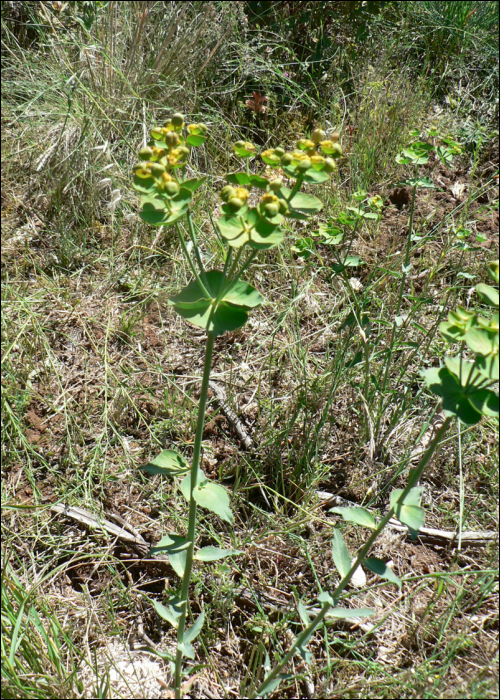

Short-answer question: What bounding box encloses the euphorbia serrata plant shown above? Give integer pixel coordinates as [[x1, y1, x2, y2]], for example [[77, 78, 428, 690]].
[[132, 113, 341, 696]]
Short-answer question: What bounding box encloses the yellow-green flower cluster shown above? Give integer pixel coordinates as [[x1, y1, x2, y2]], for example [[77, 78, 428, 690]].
[[257, 192, 289, 218], [133, 113, 208, 181], [220, 185, 250, 212], [260, 128, 342, 177]]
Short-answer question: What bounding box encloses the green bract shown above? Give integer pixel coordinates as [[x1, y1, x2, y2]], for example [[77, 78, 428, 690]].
[[278, 187, 324, 219], [138, 189, 192, 225], [421, 261, 499, 424], [233, 141, 256, 158], [218, 209, 283, 249], [168, 270, 264, 336]]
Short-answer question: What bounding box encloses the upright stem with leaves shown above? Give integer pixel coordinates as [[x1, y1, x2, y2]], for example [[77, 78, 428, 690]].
[[132, 115, 340, 697]]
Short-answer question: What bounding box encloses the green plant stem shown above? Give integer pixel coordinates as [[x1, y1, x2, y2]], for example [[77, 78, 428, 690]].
[[251, 415, 452, 699], [236, 249, 258, 279], [287, 175, 305, 202], [380, 168, 419, 396], [222, 247, 233, 277], [186, 210, 209, 285], [175, 221, 211, 298], [174, 331, 215, 698], [220, 248, 244, 296], [457, 419, 464, 552]]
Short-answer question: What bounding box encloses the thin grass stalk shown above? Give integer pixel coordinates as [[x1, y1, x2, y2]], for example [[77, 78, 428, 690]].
[[144, 3, 189, 86], [381, 166, 419, 391]]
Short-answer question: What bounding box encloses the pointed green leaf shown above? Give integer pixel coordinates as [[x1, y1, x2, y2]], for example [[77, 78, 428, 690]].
[[331, 529, 352, 579], [303, 169, 330, 184], [298, 601, 312, 625], [186, 134, 207, 147], [192, 480, 234, 523], [222, 278, 264, 310], [181, 177, 206, 192], [140, 449, 190, 477], [179, 471, 206, 502], [287, 189, 324, 216], [148, 534, 190, 577], [139, 200, 188, 226], [421, 364, 483, 425], [347, 206, 379, 219], [364, 557, 402, 589], [465, 326, 497, 355], [390, 486, 423, 508], [439, 321, 465, 343], [133, 173, 157, 194], [226, 172, 251, 186], [468, 388, 499, 419], [184, 611, 205, 644], [332, 256, 362, 274], [259, 674, 293, 696], [249, 174, 270, 189], [476, 354, 499, 382], [149, 534, 191, 557], [318, 591, 335, 606], [153, 597, 184, 629], [415, 176, 437, 188], [141, 647, 175, 662], [194, 546, 243, 561], [217, 210, 283, 250], [329, 506, 376, 529], [476, 283, 499, 307], [169, 549, 187, 578], [177, 641, 195, 659], [168, 271, 264, 335], [326, 607, 375, 619], [390, 487, 425, 536]]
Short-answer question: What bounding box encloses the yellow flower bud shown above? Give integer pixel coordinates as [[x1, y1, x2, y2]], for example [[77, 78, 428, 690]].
[[261, 193, 279, 205], [296, 158, 312, 172], [311, 128, 326, 144], [235, 187, 250, 202], [221, 185, 237, 202], [149, 162, 166, 177], [134, 167, 151, 179], [296, 138, 308, 150], [310, 154, 326, 170], [323, 157, 337, 173], [171, 113, 185, 128], [264, 203, 279, 218], [164, 181, 180, 196], [227, 197, 245, 212], [139, 146, 154, 161], [165, 131, 180, 148], [269, 178, 283, 192]]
